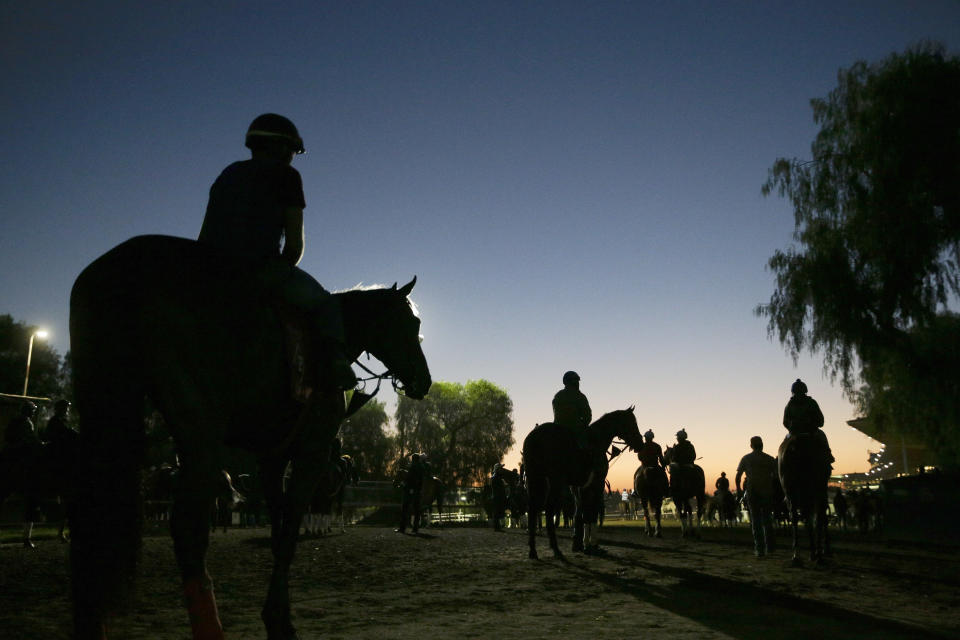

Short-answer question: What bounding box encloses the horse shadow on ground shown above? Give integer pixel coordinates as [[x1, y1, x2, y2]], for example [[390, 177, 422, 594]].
[[552, 539, 952, 640]]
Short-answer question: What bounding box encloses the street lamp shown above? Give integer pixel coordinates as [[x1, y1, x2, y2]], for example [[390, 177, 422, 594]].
[[23, 329, 48, 396]]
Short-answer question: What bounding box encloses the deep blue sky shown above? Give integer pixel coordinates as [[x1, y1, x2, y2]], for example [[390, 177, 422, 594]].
[[2, 1, 958, 488]]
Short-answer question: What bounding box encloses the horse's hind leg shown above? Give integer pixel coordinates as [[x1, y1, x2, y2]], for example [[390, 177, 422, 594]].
[[526, 476, 545, 559]]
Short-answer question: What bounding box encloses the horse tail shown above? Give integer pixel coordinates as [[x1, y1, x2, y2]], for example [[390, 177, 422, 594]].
[[69, 245, 148, 631]]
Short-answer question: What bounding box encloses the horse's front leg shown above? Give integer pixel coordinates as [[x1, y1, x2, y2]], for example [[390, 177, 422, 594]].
[[790, 508, 803, 566], [260, 453, 325, 640], [170, 467, 225, 640]]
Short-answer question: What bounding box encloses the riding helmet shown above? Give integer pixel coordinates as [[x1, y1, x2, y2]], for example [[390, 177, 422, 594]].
[[676, 428, 687, 440], [562, 370, 580, 385], [245, 113, 305, 154], [791, 378, 808, 394], [644, 429, 655, 440]]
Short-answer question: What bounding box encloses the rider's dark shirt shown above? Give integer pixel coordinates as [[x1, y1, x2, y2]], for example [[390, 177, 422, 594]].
[[673, 440, 696, 465], [637, 441, 664, 468], [552, 387, 592, 429], [782, 394, 824, 435], [199, 159, 306, 259]]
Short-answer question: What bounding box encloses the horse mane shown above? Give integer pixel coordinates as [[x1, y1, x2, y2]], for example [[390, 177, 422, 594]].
[[335, 283, 420, 316]]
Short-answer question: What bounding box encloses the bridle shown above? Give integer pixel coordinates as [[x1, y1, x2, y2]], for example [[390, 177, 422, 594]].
[[353, 355, 407, 396]]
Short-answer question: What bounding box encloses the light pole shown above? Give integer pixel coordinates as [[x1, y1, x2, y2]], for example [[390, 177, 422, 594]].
[[23, 329, 48, 396]]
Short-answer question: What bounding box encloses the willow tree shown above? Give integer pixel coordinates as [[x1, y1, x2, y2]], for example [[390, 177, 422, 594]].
[[395, 379, 514, 486], [758, 43, 960, 466], [339, 399, 396, 480]]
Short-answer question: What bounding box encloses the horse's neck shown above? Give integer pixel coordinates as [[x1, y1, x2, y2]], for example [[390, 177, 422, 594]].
[[334, 291, 367, 360], [586, 422, 616, 452]]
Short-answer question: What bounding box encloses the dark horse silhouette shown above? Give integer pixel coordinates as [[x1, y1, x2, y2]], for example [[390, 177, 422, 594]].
[[778, 434, 830, 565], [522, 408, 643, 559], [633, 465, 667, 537], [706, 489, 738, 527], [663, 445, 706, 538], [69, 235, 430, 640]]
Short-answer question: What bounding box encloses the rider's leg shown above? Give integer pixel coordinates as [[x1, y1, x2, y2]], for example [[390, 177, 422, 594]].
[[280, 267, 355, 390]]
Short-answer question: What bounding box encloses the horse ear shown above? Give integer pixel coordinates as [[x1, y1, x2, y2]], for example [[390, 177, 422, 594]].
[[390, 282, 398, 290], [398, 276, 417, 296], [628, 405, 635, 413]]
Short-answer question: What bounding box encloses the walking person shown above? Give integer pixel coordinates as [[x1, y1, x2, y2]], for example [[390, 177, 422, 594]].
[[736, 436, 778, 557], [833, 489, 849, 531]]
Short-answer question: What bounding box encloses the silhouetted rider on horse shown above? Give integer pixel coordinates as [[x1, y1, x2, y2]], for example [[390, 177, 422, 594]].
[[782, 379, 834, 471], [198, 113, 355, 394], [552, 370, 592, 449], [715, 472, 729, 492], [637, 429, 668, 490]]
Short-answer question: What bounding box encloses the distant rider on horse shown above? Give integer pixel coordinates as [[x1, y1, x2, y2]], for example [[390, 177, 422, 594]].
[[782, 379, 834, 468], [715, 472, 730, 492], [552, 370, 592, 448], [673, 428, 696, 465], [198, 113, 355, 392], [637, 429, 668, 489]]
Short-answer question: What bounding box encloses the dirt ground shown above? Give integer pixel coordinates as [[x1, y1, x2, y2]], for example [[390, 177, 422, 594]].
[[1, 521, 958, 639]]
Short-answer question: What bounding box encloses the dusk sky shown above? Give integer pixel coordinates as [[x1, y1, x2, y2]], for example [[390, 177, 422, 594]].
[[2, 1, 958, 491]]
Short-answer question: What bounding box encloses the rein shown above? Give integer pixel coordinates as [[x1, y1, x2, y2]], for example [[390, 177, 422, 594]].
[[346, 354, 407, 418]]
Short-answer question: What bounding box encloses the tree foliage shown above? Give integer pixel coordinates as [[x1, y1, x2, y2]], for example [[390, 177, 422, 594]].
[[395, 380, 514, 486], [758, 43, 960, 466], [339, 398, 396, 480], [0, 314, 68, 399]]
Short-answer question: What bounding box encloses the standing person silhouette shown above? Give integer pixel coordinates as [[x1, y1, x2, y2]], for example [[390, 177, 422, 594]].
[[397, 453, 426, 533], [198, 113, 355, 391], [736, 436, 778, 557], [552, 371, 592, 448], [44, 399, 78, 542], [2, 402, 41, 547]]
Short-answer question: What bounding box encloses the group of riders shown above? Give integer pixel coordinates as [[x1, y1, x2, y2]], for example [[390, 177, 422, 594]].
[[483, 371, 835, 557]]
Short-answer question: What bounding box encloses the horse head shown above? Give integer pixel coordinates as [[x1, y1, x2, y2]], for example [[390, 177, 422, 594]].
[[339, 277, 432, 400], [663, 445, 675, 465], [616, 406, 644, 451], [590, 406, 644, 452]]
